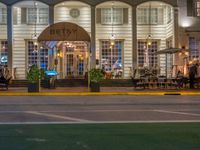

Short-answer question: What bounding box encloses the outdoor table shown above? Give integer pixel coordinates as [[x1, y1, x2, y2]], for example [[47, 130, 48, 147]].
[[44, 70, 58, 89]]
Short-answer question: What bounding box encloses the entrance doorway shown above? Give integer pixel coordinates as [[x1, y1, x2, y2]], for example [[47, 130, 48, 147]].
[[37, 22, 91, 80], [56, 41, 88, 79]]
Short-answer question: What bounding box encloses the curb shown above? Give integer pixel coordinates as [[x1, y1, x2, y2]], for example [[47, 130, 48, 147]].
[[0, 92, 200, 96]]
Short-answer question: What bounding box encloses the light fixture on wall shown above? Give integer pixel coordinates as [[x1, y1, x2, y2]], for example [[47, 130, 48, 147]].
[[32, 0, 38, 40], [146, 2, 152, 46], [144, 2, 153, 68], [110, 2, 115, 46]]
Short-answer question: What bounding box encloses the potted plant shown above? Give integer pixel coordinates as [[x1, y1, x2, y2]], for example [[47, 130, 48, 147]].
[[27, 65, 44, 92], [89, 68, 104, 92]]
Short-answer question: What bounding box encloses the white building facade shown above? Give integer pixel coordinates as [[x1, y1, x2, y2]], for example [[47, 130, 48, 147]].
[[0, 0, 199, 79]]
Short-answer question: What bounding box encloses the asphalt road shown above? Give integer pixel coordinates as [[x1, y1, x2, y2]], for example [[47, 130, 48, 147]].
[[0, 96, 200, 124]]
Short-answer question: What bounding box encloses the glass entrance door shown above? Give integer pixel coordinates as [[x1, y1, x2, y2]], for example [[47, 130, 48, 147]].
[[63, 42, 88, 79]]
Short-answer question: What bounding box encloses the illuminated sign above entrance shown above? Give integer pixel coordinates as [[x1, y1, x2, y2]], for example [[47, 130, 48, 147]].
[[38, 22, 90, 42]]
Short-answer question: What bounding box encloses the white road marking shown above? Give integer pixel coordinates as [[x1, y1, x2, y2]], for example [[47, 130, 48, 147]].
[[154, 110, 200, 117], [0, 109, 151, 113], [25, 111, 90, 122], [0, 120, 200, 125]]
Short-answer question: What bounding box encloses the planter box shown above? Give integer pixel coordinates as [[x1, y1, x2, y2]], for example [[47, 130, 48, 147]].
[[28, 82, 39, 92], [90, 82, 100, 92]]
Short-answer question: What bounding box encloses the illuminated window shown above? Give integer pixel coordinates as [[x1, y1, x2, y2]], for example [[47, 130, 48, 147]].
[[138, 41, 158, 67], [189, 37, 199, 59], [101, 40, 123, 72], [66, 54, 73, 76], [0, 40, 8, 65], [0, 7, 7, 24], [195, 1, 200, 16], [27, 41, 48, 70]]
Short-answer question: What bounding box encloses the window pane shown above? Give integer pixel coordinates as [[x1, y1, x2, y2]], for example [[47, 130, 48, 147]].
[[101, 8, 112, 24], [27, 8, 37, 24], [137, 8, 148, 24], [189, 37, 199, 59], [27, 41, 48, 69], [0, 8, 7, 24], [167, 6, 172, 23], [113, 8, 123, 24], [150, 8, 158, 24], [0, 40, 8, 65], [39, 8, 48, 24], [196, 1, 200, 16], [138, 41, 158, 67], [101, 40, 123, 72]]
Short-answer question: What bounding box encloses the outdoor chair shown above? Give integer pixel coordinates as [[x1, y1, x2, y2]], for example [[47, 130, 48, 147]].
[[140, 76, 149, 89], [0, 76, 12, 90], [157, 76, 167, 88], [131, 77, 145, 89]]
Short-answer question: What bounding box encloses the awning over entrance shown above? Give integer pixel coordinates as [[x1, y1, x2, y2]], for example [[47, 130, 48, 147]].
[[38, 22, 90, 42]]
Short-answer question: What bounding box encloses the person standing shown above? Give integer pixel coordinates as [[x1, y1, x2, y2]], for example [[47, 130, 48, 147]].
[[189, 64, 198, 89]]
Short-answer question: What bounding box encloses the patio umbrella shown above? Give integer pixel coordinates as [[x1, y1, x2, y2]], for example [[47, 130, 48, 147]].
[[155, 48, 186, 78], [156, 48, 182, 54]]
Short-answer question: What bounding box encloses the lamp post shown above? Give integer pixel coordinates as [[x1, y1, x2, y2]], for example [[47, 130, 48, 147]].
[[144, 2, 152, 68]]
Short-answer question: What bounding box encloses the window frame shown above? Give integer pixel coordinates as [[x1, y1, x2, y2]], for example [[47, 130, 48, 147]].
[[0, 40, 8, 65], [27, 7, 49, 25], [137, 40, 158, 67], [26, 40, 49, 70], [100, 39, 124, 74], [137, 7, 163, 25], [101, 7, 123, 25], [167, 6, 172, 23], [195, 0, 200, 17], [0, 7, 7, 25]]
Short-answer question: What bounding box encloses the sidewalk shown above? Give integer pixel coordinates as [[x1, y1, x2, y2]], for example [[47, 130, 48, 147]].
[[0, 87, 200, 96]]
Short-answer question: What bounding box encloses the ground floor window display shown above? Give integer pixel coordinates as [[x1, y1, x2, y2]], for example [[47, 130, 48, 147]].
[[189, 37, 200, 60], [35, 41, 88, 79], [27, 41, 48, 70], [0, 40, 8, 65], [138, 40, 158, 67], [101, 40, 123, 78]]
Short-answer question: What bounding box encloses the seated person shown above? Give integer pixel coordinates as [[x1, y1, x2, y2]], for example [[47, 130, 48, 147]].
[[176, 70, 183, 88], [176, 70, 183, 78]]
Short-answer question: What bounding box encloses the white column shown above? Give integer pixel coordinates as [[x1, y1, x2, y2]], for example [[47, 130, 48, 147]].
[[90, 6, 96, 68], [132, 6, 137, 68], [7, 5, 13, 75]]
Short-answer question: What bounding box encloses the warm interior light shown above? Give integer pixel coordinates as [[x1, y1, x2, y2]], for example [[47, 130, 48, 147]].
[[34, 42, 38, 46], [185, 52, 189, 56], [110, 41, 115, 46], [147, 41, 152, 46]]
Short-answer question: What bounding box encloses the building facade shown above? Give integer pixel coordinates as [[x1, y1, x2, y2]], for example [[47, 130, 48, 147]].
[[0, 0, 199, 80]]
